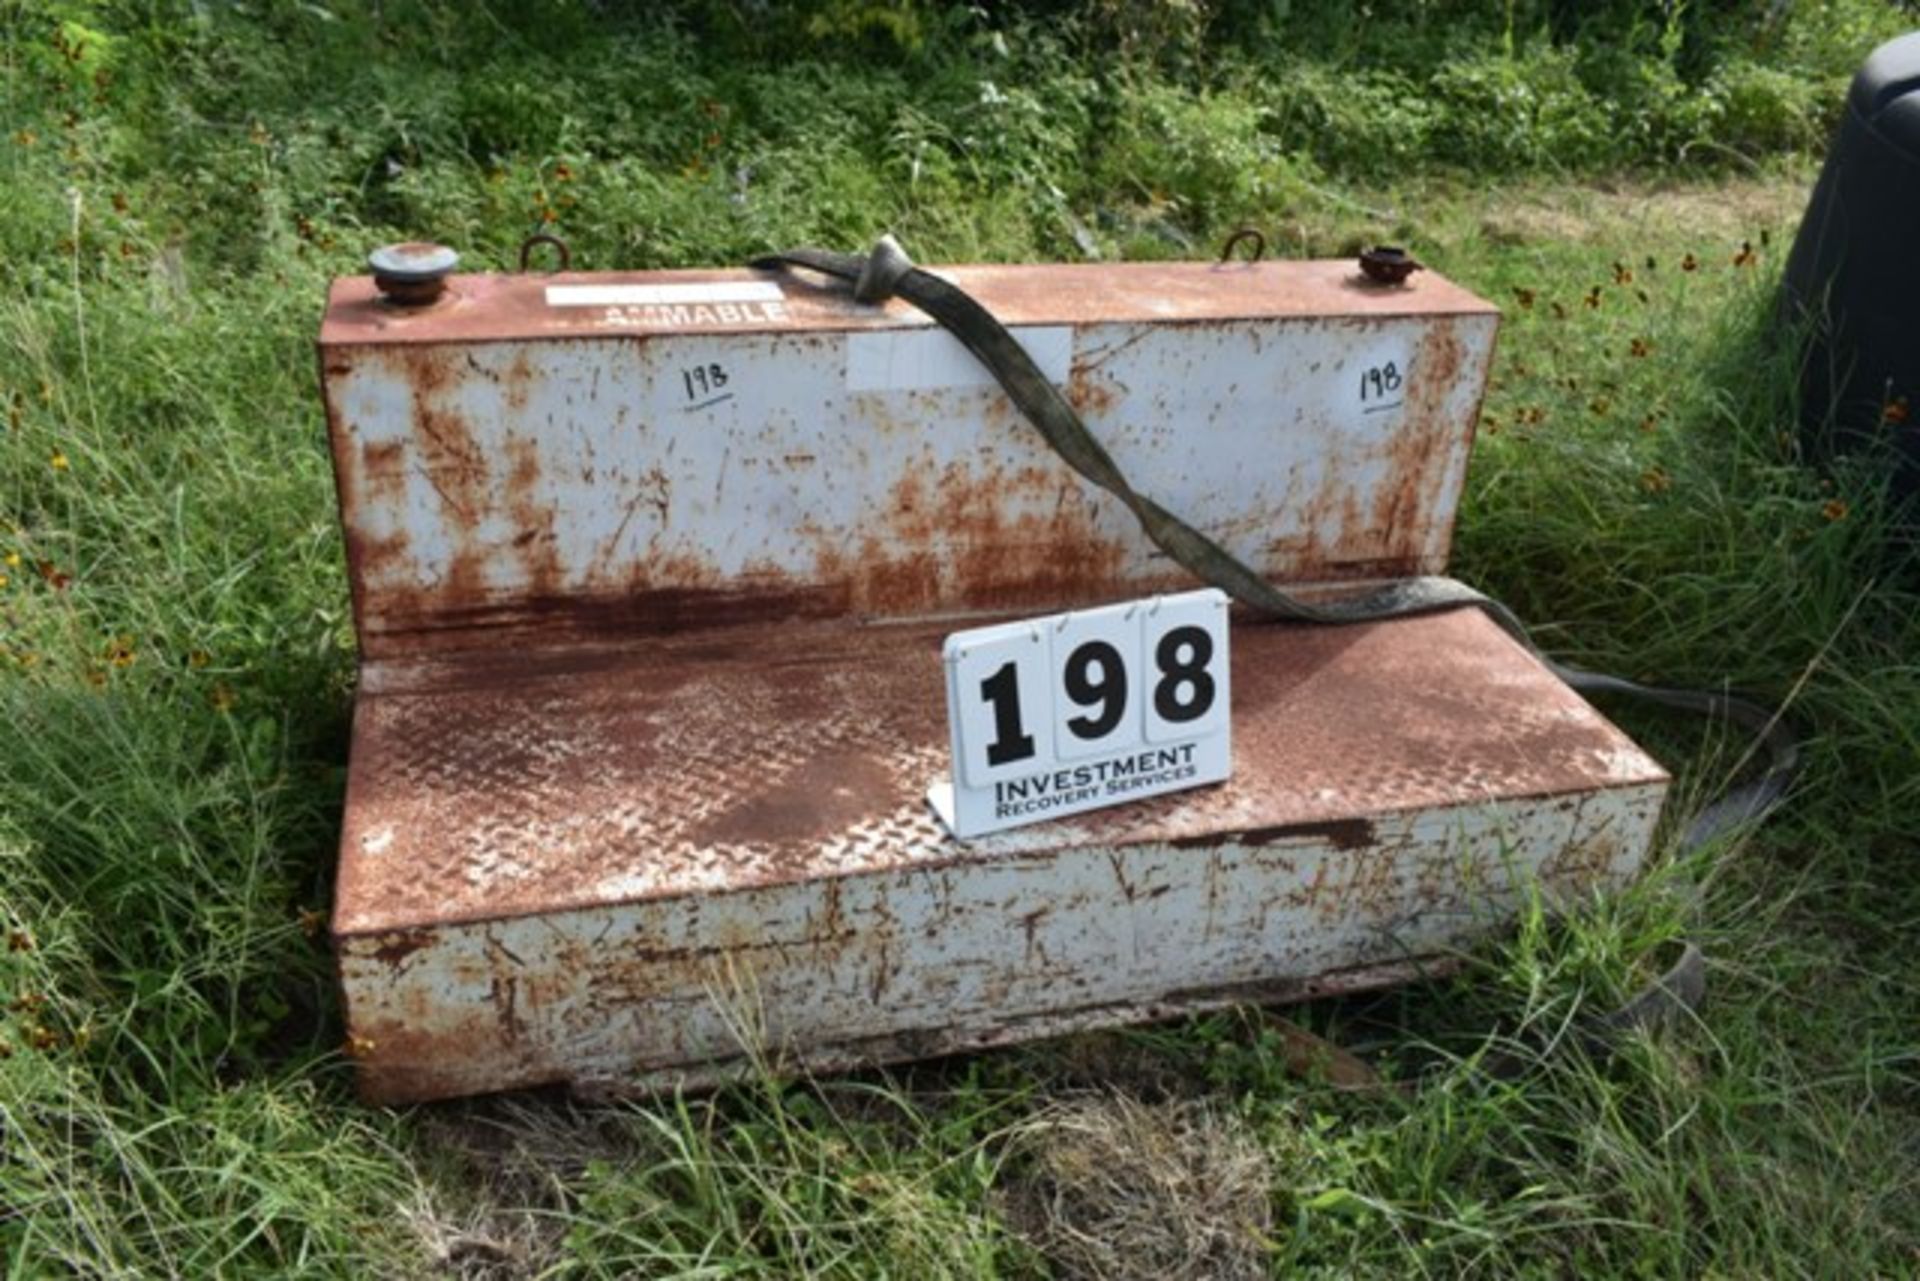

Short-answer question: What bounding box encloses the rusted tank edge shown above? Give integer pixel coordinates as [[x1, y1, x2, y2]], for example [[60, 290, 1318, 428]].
[[1456, 311, 1501, 479], [349, 580, 1457, 691], [349, 559, 1452, 662], [315, 341, 379, 662], [320, 262, 1501, 348], [315, 309, 1503, 351], [579, 955, 1470, 1101], [355, 954, 1463, 1105], [330, 778, 1669, 940]]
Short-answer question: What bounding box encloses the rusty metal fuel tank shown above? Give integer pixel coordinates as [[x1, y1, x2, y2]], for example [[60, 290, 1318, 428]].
[[319, 253, 1667, 1103]]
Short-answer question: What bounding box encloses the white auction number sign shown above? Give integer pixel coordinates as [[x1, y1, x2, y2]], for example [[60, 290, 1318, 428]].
[[927, 589, 1232, 838]]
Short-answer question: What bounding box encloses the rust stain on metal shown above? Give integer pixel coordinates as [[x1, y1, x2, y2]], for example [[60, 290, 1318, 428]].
[[1368, 319, 1464, 555], [692, 749, 899, 849], [841, 460, 1131, 615], [1172, 817, 1377, 851], [368, 928, 437, 969], [1067, 365, 1119, 418]]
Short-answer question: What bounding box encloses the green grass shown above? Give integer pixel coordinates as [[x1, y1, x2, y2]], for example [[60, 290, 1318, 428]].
[[2, 1, 1918, 1276]]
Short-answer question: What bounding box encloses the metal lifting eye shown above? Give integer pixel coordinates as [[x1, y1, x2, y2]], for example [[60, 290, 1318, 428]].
[[519, 233, 572, 274], [1218, 227, 1266, 264]]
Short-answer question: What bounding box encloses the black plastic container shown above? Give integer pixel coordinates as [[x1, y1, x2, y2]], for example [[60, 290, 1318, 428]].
[[1782, 31, 1920, 511]]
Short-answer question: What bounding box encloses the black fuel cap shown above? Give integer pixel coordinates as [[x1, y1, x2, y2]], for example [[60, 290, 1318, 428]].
[[369, 242, 459, 306]]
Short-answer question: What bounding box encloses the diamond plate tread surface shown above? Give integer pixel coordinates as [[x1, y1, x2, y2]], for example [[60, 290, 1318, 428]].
[[333, 607, 1667, 936]]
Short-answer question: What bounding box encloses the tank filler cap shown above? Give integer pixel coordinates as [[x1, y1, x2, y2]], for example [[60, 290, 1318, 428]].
[[369, 242, 459, 306]]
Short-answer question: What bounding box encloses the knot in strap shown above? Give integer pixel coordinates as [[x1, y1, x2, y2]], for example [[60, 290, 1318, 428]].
[[853, 234, 915, 305]]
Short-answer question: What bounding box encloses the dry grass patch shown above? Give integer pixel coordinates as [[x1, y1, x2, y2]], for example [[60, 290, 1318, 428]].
[[1001, 1093, 1273, 1281], [1477, 174, 1813, 246]]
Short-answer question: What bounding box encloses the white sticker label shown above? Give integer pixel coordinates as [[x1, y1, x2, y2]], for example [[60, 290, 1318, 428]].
[[848, 325, 1073, 393], [546, 282, 787, 307], [929, 589, 1231, 839]]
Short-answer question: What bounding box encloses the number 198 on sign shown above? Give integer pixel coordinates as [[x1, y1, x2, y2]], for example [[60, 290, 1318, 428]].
[[926, 589, 1232, 838]]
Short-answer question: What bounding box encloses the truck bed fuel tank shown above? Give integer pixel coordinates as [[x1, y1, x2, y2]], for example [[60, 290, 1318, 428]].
[[319, 255, 1665, 1103]]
